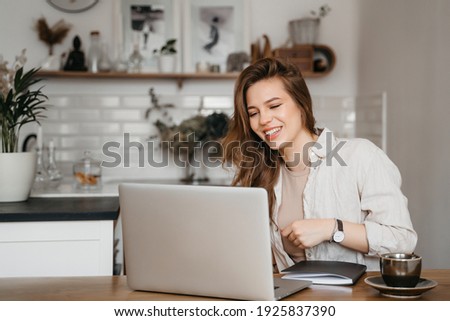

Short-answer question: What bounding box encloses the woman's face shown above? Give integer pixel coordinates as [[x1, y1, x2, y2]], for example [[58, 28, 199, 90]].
[[246, 77, 306, 152]]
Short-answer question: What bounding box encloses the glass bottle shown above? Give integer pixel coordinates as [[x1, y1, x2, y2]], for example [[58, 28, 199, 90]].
[[114, 44, 128, 72], [34, 146, 50, 191], [47, 139, 63, 188], [128, 44, 143, 73], [98, 43, 112, 72], [87, 31, 101, 73]]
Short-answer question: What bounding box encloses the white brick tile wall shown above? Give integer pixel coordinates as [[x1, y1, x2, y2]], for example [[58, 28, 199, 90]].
[[122, 123, 153, 135], [48, 96, 77, 107], [59, 109, 102, 121], [60, 137, 102, 149], [78, 123, 121, 135], [121, 96, 149, 107], [44, 123, 80, 135], [101, 110, 143, 121], [79, 96, 121, 108]]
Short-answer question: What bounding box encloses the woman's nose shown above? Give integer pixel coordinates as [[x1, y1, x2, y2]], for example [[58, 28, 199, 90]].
[[259, 110, 273, 125]]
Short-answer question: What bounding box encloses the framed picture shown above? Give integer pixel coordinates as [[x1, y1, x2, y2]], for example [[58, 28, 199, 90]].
[[118, 0, 181, 72], [182, 0, 250, 73]]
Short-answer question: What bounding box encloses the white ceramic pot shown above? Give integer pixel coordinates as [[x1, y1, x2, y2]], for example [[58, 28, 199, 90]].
[[0, 152, 37, 202], [158, 55, 177, 73]]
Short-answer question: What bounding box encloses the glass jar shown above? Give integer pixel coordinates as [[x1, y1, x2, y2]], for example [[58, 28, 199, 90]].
[[73, 151, 101, 190], [98, 43, 112, 72], [87, 31, 101, 73], [114, 44, 129, 72]]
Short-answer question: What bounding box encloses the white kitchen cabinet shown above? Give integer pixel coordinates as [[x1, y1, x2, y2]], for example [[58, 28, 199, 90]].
[[0, 220, 113, 277]]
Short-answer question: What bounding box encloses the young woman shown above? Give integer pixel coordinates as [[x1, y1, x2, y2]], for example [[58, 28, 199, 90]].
[[221, 58, 417, 271]]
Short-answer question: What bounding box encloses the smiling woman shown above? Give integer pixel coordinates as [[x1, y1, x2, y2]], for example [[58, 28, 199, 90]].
[[221, 58, 417, 273]]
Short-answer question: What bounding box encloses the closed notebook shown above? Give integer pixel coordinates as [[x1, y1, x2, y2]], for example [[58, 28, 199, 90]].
[[281, 260, 367, 285]]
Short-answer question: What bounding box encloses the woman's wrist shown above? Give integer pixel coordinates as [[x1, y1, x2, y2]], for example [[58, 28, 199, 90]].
[[325, 218, 337, 243]]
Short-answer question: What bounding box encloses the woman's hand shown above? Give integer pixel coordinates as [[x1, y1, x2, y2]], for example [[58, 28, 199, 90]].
[[281, 219, 335, 249], [281, 218, 370, 253]]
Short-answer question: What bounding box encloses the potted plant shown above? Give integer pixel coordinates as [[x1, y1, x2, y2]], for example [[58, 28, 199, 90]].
[[0, 49, 48, 202], [153, 38, 177, 73], [155, 111, 229, 182]]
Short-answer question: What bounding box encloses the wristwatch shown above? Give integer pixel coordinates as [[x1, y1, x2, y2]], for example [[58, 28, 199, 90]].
[[332, 219, 345, 243]]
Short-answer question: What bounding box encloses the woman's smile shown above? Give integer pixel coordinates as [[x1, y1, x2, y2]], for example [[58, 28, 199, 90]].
[[264, 126, 282, 140]]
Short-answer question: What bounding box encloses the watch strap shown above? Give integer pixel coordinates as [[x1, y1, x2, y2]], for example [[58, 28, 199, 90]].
[[330, 219, 345, 243]]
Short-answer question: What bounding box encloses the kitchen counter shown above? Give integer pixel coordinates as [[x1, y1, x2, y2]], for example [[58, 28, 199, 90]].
[[28, 177, 232, 198], [0, 197, 119, 222], [1, 176, 231, 223]]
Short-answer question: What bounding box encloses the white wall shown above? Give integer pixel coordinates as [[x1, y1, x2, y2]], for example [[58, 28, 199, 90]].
[[357, 0, 450, 268]]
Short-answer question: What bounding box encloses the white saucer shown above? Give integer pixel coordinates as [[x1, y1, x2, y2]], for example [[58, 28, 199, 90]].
[[364, 276, 438, 299]]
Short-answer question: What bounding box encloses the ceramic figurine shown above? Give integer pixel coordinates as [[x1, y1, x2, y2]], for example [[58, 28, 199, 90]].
[[64, 36, 88, 71]]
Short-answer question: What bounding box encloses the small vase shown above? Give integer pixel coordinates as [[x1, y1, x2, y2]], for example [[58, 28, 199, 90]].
[[40, 54, 61, 71], [128, 44, 143, 73], [0, 152, 37, 202]]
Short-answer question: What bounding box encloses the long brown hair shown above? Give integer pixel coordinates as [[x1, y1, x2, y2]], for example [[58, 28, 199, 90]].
[[221, 58, 316, 219]]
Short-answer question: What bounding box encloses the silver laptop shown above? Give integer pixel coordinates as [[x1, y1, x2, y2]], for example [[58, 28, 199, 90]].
[[119, 183, 311, 300]]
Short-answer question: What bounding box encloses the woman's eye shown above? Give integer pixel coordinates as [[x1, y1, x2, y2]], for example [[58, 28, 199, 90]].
[[270, 104, 281, 109], [248, 110, 258, 117]]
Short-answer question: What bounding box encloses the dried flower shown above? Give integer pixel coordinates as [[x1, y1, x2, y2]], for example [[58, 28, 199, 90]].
[[311, 4, 331, 19], [35, 17, 71, 55]]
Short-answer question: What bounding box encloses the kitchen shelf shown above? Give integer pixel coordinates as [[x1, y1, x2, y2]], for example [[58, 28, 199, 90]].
[[36, 70, 240, 89], [36, 67, 330, 89]]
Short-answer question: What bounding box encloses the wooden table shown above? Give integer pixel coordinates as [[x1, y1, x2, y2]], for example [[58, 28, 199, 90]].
[[0, 270, 448, 301]]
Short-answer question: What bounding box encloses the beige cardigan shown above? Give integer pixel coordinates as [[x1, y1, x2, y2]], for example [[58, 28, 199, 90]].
[[271, 128, 417, 272]]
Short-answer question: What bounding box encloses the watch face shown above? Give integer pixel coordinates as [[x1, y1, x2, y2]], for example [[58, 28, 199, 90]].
[[333, 231, 345, 243]]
